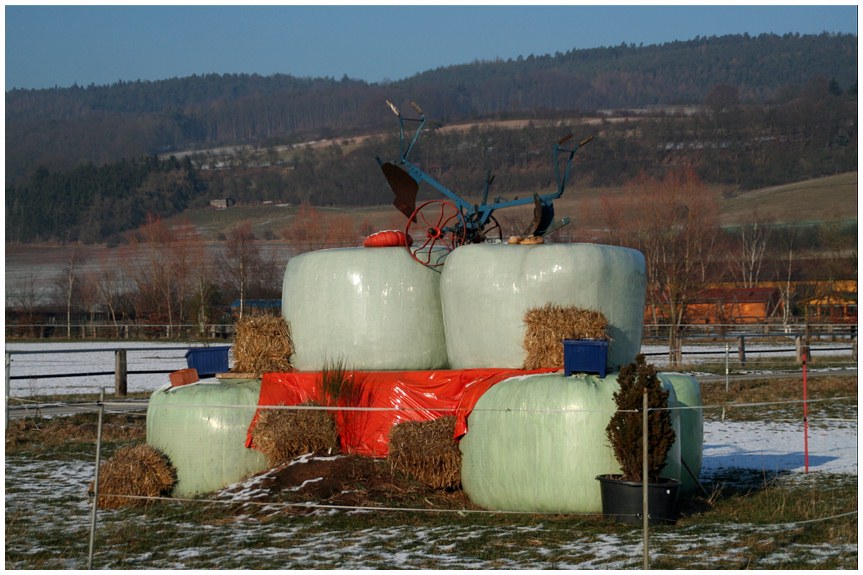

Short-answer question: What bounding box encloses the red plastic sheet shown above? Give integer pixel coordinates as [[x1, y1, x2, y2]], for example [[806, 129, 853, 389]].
[[246, 368, 556, 457]]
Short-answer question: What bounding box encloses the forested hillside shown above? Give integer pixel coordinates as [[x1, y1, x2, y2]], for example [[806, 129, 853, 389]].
[[6, 33, 855, 179], [5, 32, 858, 244]]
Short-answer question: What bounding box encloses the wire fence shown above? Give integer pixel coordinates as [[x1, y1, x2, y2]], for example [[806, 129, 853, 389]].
[[5, 321, 859, 342], [5, 385, 857, 570], [4, 336, 859, 568], [5, 338, 857, 404]]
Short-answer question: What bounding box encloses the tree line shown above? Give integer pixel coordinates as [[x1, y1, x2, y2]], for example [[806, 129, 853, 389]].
[[5, 72, 856, 244], [6, 33, 856, 185]]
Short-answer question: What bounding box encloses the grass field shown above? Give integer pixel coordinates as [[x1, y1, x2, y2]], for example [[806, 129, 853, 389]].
[[718, 171, 858, 227], [5, 374, 857, 569], [163, 171, 858, 241]]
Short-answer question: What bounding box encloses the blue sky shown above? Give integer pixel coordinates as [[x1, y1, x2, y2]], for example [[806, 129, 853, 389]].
[[4, 4, 858, 91]]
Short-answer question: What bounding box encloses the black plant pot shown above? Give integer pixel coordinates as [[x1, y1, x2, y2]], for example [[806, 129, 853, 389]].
[[596, 475, 680, 525]]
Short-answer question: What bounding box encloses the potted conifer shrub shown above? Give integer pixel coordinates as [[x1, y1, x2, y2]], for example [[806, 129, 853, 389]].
[[597, 354, 680, 525]]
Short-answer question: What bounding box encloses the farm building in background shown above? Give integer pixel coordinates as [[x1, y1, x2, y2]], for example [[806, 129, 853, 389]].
[[686, 287, 783, 324], [800, 292, 858, 324], [210, 198, 236, 209]]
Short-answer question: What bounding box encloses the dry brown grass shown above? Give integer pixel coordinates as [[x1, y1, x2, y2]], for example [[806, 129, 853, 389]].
[[522, 304, 608, 369], [701, 374, 857, 406], [250, 402, 340, 466], [5, 413, 145, 452], [231, 315, 294, 375], [89, 443, 176, 509], [388, 416, 462, 490]]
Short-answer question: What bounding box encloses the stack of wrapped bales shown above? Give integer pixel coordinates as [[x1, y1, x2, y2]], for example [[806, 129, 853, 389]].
[[144, 240, 702, 508]]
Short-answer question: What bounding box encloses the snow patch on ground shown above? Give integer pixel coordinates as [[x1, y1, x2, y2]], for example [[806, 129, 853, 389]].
[[703, 419, 858, 475]]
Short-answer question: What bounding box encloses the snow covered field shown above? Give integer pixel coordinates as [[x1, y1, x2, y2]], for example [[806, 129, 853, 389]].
[[5, 409, 857, 569], [5, 342, 223, 396]]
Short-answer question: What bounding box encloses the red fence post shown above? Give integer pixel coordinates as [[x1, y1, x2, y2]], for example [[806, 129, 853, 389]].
[[802, 357, 809, 473]]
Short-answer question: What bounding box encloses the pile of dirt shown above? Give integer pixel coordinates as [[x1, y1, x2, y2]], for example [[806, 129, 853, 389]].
[[219, 453, 476, 515]]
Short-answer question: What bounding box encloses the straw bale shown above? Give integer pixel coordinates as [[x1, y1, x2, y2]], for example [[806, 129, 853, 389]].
[[89, 444, 176, 509], [388, 416, 461, 490], [231, 315, 294, 374], [251, 402, 339, 466], [522, 303, 609, 370]]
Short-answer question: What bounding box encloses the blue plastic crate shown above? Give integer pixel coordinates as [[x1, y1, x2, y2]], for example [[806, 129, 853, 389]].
[[563, 339, 608, 378], [185, 346, 230, 377]]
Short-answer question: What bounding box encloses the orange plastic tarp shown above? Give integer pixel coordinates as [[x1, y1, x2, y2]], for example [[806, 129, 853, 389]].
[[246, 368, 557, 457]]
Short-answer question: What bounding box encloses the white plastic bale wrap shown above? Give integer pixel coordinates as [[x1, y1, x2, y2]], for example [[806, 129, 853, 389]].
[[146, 380, 268, 497], [282, 247, 448, 371], [440, 243, 646, 370], [659, 372, 704, 494], [459, 373, 681, 513]]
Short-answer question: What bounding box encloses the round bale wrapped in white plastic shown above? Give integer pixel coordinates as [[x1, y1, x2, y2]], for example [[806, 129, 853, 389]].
[[459, 372, 681, 513], [146, 379, 268, 497], [441, 243, 645, 370], [659, 372, 703, 494], [283, 247, 448, 371]]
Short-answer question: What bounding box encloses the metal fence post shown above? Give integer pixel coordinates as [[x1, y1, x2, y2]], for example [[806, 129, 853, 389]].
[[5, 352, 11, 431], [642, 388, 649, 570], [87, 388, 106, 569], [722, 343, 729, 422]]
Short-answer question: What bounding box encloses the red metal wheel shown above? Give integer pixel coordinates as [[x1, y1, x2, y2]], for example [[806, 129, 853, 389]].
[[405, 200, 466, 269]]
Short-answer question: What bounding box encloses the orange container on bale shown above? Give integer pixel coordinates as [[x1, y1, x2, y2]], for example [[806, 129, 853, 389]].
[[246, 368, 556, 457], [170, 368, 199, 387], [363, 230, 413, 248]]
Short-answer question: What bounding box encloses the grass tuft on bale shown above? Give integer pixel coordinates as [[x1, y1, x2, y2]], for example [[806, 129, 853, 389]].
[[522, 303, 609, 370], [232, 315, 294, 374], [320, 359, 363, 406], [320, 359, 371, 447], [89, 444, 176, 509], [388, 416, 461, 490], [251, 402, 339, 466]]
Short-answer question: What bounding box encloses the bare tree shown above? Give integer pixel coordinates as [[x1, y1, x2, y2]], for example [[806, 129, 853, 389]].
[[122, 216, 183, 337], [733, 211, 773, 288], [604, 168, 721, 364], [8, 271, 49, 337], [54, 247, 83, 338], [182, 229, 218, 336], [75, 272, 100, 338], [280, 202, 321, 253], [773, 226, 800, 331], [324, 213, 359, 248], [221, 221, 262, 319], [93, 254, 127, 338]]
